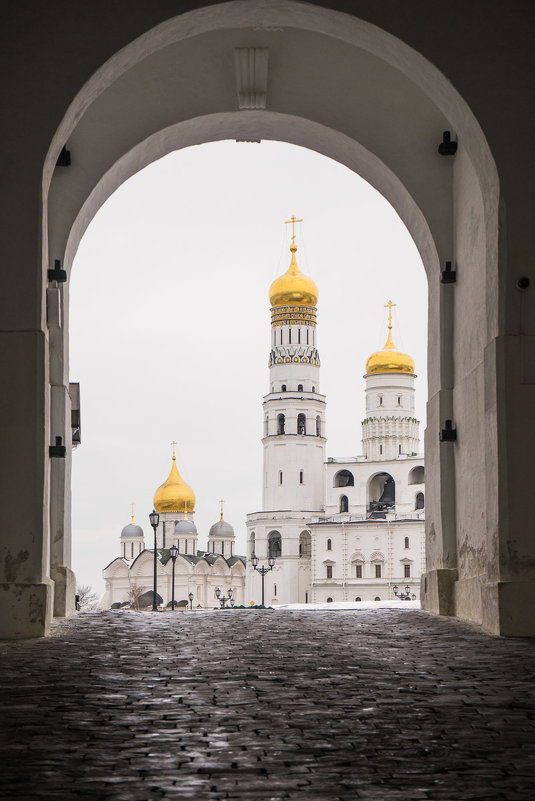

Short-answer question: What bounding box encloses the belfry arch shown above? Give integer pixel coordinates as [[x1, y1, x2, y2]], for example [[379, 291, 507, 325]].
[[2, 0, 533, 638]]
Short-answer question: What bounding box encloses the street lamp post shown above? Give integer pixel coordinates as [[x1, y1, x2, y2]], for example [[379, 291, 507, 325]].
[[215, 587, 233, 608], [251, 555, 275, 606], [169, 544, 179, 610], [393, 584, 416, 601], [188, 591, 194, 611], [149, 509, 160, 611]]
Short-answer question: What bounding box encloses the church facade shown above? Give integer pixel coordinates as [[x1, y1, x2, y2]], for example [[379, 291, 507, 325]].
[[102, 458, 246, 609], [246, 223, 425, 605]]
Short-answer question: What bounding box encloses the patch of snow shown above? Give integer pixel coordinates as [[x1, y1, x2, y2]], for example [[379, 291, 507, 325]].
[[272, 600, 421, 611]]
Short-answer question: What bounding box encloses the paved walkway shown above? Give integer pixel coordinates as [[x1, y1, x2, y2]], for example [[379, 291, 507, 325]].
[[0, 609, 534, 801]]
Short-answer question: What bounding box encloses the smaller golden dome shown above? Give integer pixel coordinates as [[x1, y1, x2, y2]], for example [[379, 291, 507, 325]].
[[269, 243, 318, 308], [366, 303, 415, 375], [153, 455, 195, 514]]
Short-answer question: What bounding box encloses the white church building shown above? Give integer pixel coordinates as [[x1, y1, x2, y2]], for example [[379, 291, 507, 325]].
[[246, 221, 425, 605], [102, 455, 247, 609]]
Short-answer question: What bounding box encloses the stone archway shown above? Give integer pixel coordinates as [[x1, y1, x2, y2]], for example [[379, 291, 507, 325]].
[[3, 0, 532, 638]]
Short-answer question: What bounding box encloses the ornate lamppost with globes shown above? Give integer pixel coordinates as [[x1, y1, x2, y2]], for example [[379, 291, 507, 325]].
[[215, 587, 233, 608], [149, 509, 160, 611], [169, 543, 179, 610], [393, 584, 417, 601], [251, 555, 275, 606]]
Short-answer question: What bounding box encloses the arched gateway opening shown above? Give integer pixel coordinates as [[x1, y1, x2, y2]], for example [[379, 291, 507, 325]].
[[4, 0, 531, 639]]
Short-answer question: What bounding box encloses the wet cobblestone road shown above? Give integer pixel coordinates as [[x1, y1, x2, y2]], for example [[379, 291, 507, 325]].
[[0, 609, 534, 800]]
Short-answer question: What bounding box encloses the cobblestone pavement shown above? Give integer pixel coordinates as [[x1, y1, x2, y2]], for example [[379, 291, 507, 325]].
[[0, 609, 534, 801]]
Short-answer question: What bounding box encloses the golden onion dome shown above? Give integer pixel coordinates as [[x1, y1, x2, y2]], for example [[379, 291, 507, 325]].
[[366, 303, 415, 375], [269, 243, 318, 308], [153, 455, 195, 514]]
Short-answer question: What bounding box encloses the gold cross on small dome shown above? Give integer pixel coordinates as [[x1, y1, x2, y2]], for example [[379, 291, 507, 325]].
[[284, 215, 303, 244], [384, 300, 397, 329]]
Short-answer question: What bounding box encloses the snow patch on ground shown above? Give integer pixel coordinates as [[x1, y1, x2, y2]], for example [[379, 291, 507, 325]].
[[272, 600, 421, 611]]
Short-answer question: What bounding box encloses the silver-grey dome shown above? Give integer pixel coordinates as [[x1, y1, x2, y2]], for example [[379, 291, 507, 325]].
[[121, 523, 144, 538], [209, 519, 235, 538], [174, 519, 198, 535]]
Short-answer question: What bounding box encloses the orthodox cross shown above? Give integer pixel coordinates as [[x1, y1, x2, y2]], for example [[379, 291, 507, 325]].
[[219, 499, 225, 521], [130, 501, 135, 523], [285, 215, 303, 245], [171, 440, 177, 459], [384, 300, 396, 329]]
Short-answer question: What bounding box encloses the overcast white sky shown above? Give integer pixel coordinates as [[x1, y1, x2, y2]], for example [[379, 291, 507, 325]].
[[70, 140, 427, 597]]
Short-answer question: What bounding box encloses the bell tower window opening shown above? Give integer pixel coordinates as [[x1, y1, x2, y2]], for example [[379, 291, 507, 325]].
[[339, 495, 348, 513], [334, 470, 354, 488], [378, 395, 383, 406], [327, 538, 332, 551], [397, 395, 402, 405], [416, 492, 425, 509], [404, 536, 410, 549], [297, 413, 306, 435], [299, 531, 311, 557], [268, 531, 282, 558], [278, 470, 283, 485], [281, 384, 286, 392], [316, 415, 321, 436], [299, 470, 304, 484], [298, 384, 303, 392], [277, 413, 285, 434]]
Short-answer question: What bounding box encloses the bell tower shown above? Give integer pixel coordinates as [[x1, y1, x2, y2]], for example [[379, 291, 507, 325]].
[[362, 301, 420, 461], [246, 218, 326, 605]]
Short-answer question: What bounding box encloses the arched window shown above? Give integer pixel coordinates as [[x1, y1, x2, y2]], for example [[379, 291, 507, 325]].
[[277, 413, 285, 434], [312, 386, 315, 393], [409, 466, 424, 484], [281, 384, 286, 392], [326, 597, 333, 603], [278, 470, 283, 485], [404, 536, 410, 549], [316, 415, 321, 436], [374, 596, 381, 601], [298, 384, 303, 392], [299, 470, 304, 484], [339, 495, 348, 513], [368, 473, 395, 512], [355, 596, 362, 602], [299, 531, 311, 557], [268, 531, 282, 558], [334, 469, 354, 487], [327, 538, 332, 551], [326, 565, 333, 578], [416, 492, 424, 509], [297, 413, 306, 435]]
